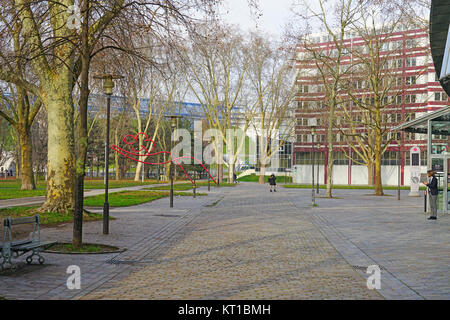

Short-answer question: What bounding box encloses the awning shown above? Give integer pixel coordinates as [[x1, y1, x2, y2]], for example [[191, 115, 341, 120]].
[[392, 106, 450, 135]]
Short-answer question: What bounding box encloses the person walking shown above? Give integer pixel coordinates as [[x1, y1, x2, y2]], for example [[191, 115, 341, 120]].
[[423, 170, 438, 220], [268, 174, 277, 192]]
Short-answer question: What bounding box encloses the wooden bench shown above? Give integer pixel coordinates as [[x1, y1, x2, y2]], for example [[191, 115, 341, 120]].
[[1, 215, 56, 270]]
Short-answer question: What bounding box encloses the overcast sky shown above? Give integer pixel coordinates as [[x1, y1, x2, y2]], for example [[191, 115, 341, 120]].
[[220, 0, 295, 37]]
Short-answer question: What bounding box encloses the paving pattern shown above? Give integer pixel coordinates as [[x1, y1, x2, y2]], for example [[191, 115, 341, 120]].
[[1, 183, 448, 300]]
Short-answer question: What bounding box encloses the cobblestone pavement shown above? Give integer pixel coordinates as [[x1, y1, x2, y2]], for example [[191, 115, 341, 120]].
[[82, 184, 384, 300], [1, 183, 448, 300], [0, 186, 222, 300]]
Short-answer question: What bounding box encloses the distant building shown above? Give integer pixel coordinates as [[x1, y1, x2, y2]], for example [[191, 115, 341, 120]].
[[294, 24, 449, 185], [0, 151, 16, 177]]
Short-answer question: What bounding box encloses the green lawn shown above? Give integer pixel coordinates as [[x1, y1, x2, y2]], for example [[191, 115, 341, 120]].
[[47, 243, 119, 253], [0, 206, 103, 225], [149, 181, 235, 191], [284, 184, 427, 190], [0, 190, 206, 224], [83, 190, 206, 207], [237, 174, 292, 183], [0, 179, 160, 200]]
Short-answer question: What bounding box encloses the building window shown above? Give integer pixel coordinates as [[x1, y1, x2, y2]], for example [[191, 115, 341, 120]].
[[298, 84, 309, 93], [405, 132, 415, 140], [406, 57, 416, 67], [435, 92, 448, 101], [295, 152, 324, 165], [405, 39, 416, 49], [396, 77, 403, 86], [405, 76, 416, 85], [381, 151, 401, 165], [405, 94, 416, 104], [394, 59, 403, 68], [333, 151, 349, 165]]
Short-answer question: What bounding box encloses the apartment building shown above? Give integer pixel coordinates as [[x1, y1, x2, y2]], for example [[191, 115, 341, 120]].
[[294, 24, 449, 185]]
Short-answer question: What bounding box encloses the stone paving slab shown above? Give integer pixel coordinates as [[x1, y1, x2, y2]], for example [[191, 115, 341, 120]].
[[1, 183, 448, 300], [0, 184, 224, 300], [82, 184, 383, 300], [286, 188, 449, 300]]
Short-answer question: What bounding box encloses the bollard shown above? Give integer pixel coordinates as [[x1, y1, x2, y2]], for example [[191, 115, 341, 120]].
[[193, 184, 196, 198], [424, 189, 427, 212]]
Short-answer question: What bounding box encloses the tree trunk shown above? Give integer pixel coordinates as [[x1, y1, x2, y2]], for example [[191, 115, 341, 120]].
[[134, 161, 143, 181], [374, 151, 383, 195], [39, 88, 75, 213], [218, 163, 223, 184], [367, 160, 374, 186], [259, 162, 266, 184], [326, 148, 333, 198], [326, 99, 335, 198], [18, 128, 35, 190], [228, 161, 235, 183]]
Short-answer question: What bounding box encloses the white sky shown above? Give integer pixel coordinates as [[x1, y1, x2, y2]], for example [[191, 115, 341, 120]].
[[220, 0, 295, 37]]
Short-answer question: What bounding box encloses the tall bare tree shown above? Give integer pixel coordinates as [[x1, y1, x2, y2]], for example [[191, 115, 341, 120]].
[[247, 33, 296, 183], [291, 0, 360, 198]]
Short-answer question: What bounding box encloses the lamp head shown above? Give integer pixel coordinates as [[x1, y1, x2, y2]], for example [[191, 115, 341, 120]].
[[103, 76, 114, 95], [94, 74, 123, 96]]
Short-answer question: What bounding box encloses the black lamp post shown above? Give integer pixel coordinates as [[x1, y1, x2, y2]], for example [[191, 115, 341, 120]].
[[311, 119, 317, 207], [316, 142, 320, 194], [94, 74, 122, 235], [397, 139, 402, 200], [165, 114, 181, 208]]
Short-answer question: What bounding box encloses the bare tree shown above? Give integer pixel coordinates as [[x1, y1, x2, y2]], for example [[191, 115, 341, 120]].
[[247, 33, 296, 183], [338, 4, 429, 195], [291, 0, 360, 198], [184, 22, 253, 183]]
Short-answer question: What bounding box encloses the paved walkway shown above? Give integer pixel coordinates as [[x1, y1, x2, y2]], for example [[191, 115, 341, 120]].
[[0, 183, 448, 299]]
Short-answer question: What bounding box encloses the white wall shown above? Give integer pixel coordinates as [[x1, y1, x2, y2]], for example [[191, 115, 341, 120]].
[[293, 164, 428, 186]]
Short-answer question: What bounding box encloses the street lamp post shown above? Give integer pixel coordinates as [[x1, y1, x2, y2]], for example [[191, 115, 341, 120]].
[[311, 119, 317, 207], [94, 74, 123, 235], [165, 115, 180, 208], [397, 139, 402, 200], [316, 142, 320, 194]]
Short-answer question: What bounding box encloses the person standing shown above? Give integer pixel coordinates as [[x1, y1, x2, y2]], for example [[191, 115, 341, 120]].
[[423, 170, 438, 220], [268, 174, 277, 192]]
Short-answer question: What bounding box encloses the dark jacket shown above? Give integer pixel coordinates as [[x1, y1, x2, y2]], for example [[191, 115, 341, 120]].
[[268, 176, 276, 185], [426, 176, 438, 195]]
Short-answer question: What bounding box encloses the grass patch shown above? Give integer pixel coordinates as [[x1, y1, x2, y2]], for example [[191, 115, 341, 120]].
[[237, 174, 292, 183], [84, 179, 159, 190], [0, 179, 163, 200], [206, 198, 222, 207], [0, 206, 104, 225], [84, 190, 207, 207], [149, 182, 235, 191], [46, 243, 120, 254], [284, 184, 426, 190]]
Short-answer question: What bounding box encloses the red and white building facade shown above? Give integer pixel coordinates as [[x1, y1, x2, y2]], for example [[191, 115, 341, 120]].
[[293, 25, 449, 185]]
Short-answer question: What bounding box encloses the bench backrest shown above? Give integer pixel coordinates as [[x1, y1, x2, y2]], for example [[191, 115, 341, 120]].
[[2, 215, 40, 244]]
